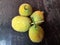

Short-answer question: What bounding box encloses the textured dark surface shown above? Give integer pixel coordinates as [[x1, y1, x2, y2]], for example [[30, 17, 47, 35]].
[[0, 0, 60, 45]]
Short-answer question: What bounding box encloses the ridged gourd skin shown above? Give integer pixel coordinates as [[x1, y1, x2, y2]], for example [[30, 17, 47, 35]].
[[29, 25, 44, 43], [19, 3, 32, 16], [12, 16, 31, 32], [31, 11, 44, 24]]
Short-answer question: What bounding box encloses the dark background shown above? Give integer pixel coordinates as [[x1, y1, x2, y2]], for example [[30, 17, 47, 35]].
[[0, 0, 60, 45]]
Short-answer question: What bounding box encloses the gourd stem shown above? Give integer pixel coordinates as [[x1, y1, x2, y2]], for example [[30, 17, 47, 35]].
[[31, 17, 36, 28], [24, 5, 28, 10]]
